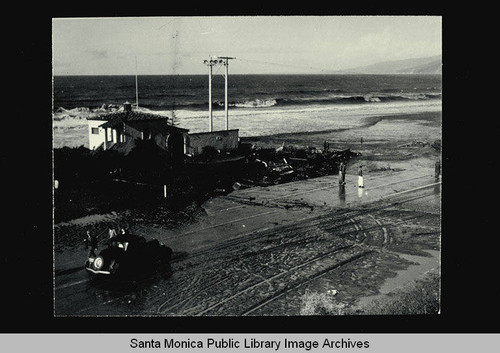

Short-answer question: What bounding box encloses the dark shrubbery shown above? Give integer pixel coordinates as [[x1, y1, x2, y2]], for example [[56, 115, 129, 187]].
[[53, 143, 246, 222], [124, 139, 172, 183], [53, 146, 124, 186], [53, 143, 172, 222], [54, 140, 175, 186]]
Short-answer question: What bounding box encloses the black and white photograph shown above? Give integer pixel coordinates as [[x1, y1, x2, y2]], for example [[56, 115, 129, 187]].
[[51, 16, 442, 317]]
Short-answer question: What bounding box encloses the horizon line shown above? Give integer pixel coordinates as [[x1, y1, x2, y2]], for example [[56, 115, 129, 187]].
[[53, 72, 442, 77]]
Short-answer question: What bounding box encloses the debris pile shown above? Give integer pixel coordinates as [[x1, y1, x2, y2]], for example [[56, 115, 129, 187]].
[[239, 143, 360, 187]]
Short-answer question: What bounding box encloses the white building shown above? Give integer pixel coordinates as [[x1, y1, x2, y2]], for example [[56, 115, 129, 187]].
[[87, 102, 239, 157]]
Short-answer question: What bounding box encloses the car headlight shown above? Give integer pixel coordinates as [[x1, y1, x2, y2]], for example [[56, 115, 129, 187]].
[[93, 256, 104, 270]]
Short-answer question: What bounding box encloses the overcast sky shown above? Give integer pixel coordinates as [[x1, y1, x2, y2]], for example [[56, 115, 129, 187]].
[[52, 16, 441, 75]]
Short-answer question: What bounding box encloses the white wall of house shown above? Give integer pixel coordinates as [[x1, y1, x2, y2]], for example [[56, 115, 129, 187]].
[[187, 129, 239, 155], [88, 120, 107, 150]]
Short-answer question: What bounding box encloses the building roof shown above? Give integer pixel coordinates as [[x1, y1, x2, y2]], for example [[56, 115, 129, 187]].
[[89, 110, 189, 132]]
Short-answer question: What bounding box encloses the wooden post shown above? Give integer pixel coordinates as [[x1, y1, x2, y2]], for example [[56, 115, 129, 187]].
[[135, 56, 139, 108], [209, 63, 213, 132], [103, 128, 107, 150], [224, 58, 228, 130]]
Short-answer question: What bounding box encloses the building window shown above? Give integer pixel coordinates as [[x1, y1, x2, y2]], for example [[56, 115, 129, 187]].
[[91, 127, 99, 135]]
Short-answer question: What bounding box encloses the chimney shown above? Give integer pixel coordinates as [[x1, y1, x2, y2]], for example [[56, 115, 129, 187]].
[[123, 101, 132, 112]]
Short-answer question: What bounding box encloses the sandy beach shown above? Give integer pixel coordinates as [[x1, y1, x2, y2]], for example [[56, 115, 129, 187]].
[[242, 111, 441, 173]]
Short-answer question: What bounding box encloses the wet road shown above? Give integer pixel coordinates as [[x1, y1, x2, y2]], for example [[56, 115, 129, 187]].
[[54, 169, 441, 316]]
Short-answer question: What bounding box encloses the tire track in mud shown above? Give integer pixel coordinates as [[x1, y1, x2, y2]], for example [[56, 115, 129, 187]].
[[173, 189, 431, 264], [158, 183, 439, 270], [240, 249, 374, 316], [130, 192, 438, 314], [55, 184, 440, 316], [158, 217, 393, 316], [368, 214, 389, 244], [188, 245, 364, 316], [152, 224, 354, 314], [156, 192, 439, 315]]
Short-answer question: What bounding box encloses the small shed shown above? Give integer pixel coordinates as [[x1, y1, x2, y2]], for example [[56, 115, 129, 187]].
[[186, 129, 240, 156]]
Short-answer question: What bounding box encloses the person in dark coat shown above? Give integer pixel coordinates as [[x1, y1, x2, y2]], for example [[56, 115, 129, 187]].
[[338, 162, 346, 185], [84, 230, 98, 257], [435, 159, 441, 179]]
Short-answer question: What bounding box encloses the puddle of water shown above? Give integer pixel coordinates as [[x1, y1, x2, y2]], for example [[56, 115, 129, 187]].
[[355, 249, 440, 308]]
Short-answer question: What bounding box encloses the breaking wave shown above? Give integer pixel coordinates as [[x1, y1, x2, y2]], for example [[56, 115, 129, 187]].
[[230, 99, 278, 108], [274, 93, 441, 106], [182, 93, 440, 110]]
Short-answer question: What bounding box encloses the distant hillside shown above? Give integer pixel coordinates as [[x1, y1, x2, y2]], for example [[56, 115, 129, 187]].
[[342, 55, 442, 74]]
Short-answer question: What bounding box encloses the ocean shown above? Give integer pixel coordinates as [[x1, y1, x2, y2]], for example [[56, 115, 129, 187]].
[[52, 74, 442, 148]]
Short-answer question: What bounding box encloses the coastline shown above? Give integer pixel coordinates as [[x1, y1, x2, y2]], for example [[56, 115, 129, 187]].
[[241, 111, 441, 147], [53, 110, 441, 149], [242, 110, 441, 175]]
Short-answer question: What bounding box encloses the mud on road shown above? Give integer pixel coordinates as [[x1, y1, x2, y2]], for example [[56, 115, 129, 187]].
[[54, 176, 440, 316]]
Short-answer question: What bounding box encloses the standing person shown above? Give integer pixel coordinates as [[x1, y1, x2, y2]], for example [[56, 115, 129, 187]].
[[358, 165, 364, 188], [84, 230, 98, 258], [120, 224, 130, 235], [435, 159, 441, 179], [108, 227, 117, 239], [338, 161, 346, 185], [323, 140, 330, 153], [360, 137, 363, 145]]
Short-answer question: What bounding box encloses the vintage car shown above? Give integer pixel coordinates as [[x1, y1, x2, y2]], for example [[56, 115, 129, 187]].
[[85, 233, 172, 278]]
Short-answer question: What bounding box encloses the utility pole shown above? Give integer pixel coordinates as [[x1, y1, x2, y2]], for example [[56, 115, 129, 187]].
[[203, 56, 235, 132], [203, 57, 215, 132], [135, 56, 139, 109], [219, 56, 235, 130]]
